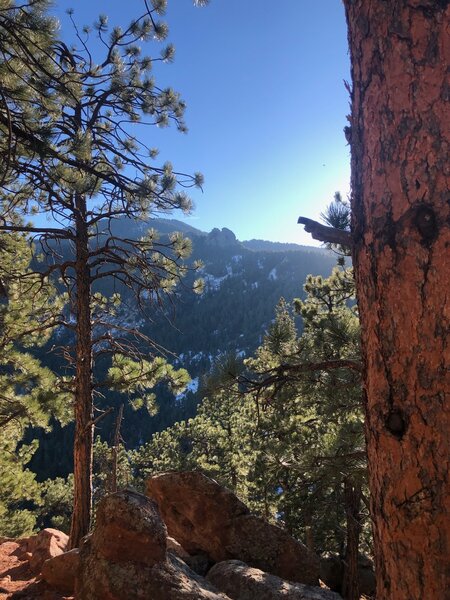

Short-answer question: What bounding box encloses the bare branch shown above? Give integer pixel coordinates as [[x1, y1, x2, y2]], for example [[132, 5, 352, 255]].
[[298, 216, 353, 247]]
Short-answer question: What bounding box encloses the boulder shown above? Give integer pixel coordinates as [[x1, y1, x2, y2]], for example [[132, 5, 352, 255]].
[[90, 488, 167, 566], [27, 528, 69, 573], [319, 553, 343, 592], [319, 553, 376, 597], [166, 536, 212, 576], [41, 548, 79, 594], [147, 471, 320, 585], [207, 560, 343, 600], [76, 489, 231, 600], [167, 536, 191, 559]]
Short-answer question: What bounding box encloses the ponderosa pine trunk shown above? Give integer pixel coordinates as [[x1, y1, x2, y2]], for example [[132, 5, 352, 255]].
[[69, 193, 93, 549], [343, 1, 449, 597]]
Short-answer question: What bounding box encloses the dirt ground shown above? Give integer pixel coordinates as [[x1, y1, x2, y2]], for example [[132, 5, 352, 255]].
[[0, 540, 72, 600]]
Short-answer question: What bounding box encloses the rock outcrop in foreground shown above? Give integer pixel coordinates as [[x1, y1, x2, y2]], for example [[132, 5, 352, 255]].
[[75, 489, 230, 600], [146, 470, 320, 586], [41, 548, 79, 594], [25, 528, 69, 574], [207, 560, 342, 600], [4, 472, 347, 599]]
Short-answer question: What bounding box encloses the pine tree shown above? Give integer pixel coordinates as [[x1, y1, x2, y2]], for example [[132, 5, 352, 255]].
[[133, 265, 370, 600], [343, 4, 449, 596], [296, 5, 449, 594], [0, 233, 67, 536], [0, 2, 204, 546]]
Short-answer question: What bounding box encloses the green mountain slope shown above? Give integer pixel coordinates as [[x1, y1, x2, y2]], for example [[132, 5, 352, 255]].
[[29, 219, 338, 479]]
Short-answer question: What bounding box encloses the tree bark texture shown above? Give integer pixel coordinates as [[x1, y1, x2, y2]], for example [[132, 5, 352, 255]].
[[342, 479, 362, 600], [69, 194, 93, 549], [344, 1, 449, 597]]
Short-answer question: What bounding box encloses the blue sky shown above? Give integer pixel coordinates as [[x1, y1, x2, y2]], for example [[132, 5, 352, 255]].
[[52, 1, 350, 245]]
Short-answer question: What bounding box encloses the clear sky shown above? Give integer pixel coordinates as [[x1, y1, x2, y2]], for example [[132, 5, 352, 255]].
[[52, 1, 351, 245]]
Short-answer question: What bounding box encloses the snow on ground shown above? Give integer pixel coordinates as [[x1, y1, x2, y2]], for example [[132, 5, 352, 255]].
[[202, 272, 229, 291], [176, 377, 199, 401]]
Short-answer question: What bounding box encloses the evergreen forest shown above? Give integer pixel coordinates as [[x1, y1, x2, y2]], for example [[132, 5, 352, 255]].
[[1, 1, 448, 599]]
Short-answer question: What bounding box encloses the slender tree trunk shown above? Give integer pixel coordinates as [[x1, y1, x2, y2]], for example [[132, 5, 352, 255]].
[[342, 479, 362, 600], [69, 194, 93, 549], [305, 525, 315, 554], [110, 404, 124, 494], [344, 2, 450, 597]]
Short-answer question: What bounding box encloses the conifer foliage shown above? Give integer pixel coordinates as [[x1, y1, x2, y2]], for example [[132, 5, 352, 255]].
[[0, 0, 204, 547], [0, 233, 67, 536], [134, 265, 370, 590]]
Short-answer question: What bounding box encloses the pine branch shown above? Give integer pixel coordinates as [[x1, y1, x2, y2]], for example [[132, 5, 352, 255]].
[[297, 216, 353, 247], [0, 224, 71, 237]]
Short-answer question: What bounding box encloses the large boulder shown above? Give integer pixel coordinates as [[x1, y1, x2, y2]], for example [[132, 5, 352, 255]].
[[146, 471, 320, 585], [319, 553, 376, 597], [76, 489, 231, 600], [90, 488, 167, 566], [207, 560, 343, 600], [41, 548, 79, 594], [167, 536, 191, 559], [27, 528, 69, 573]]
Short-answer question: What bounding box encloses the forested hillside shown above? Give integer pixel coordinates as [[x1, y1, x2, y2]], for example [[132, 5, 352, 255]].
[[2, 1, 446, 597], [30, 219, 338, 479]]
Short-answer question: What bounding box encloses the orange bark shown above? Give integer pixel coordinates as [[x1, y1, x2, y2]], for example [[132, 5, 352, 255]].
[[343, 1, 450, 598], [69, 194, 94, 549]]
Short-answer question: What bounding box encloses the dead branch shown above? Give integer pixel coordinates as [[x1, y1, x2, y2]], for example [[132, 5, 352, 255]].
[[298, 216, 353, 247]]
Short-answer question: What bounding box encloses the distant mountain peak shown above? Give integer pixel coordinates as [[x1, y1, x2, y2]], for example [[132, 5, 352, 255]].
[[206, 227, 240, 248]]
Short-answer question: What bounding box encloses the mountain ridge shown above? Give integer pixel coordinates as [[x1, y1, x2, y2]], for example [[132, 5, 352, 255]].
[[30, 217, 340, 479], [122, 217, 325, 254]]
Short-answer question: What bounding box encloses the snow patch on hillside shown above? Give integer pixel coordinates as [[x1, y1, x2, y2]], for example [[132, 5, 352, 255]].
[[176, 377, 199, 401], [203, 272, 229, 291], [268, 267, 278, 281]]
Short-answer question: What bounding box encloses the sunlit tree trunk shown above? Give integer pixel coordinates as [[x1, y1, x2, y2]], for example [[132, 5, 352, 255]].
[[344, 1, 450, 597], [69, 193, 93, 549]]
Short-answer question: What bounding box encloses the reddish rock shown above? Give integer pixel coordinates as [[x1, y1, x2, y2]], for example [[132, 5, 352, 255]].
[[41, 548, 79, 594], [90, 489, 167, 566], [28, 529, 69, 573], [207, 560, 343, 600], [167, 536, 190, 559], [76, 490, 230, 600], [0, 538, 71, 600], [147, 471, 320, 585]]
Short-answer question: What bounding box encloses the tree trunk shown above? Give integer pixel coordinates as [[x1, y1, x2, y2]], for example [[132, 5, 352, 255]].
[[342, 478, 362, 600], [69, 194, 93, 549], [110, 403, 124, 494], [344, 2, 450, 598]]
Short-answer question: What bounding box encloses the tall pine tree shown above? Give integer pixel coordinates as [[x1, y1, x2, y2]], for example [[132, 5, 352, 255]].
[[0, 1, 204, 546]]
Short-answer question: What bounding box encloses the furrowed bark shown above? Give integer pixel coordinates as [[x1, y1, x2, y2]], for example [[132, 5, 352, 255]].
[[69, 192, 93, 549], [343, 1, 450, 597]]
